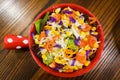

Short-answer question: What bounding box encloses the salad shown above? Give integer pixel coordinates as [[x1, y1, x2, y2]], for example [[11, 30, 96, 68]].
[[32, 7, 100, 72]]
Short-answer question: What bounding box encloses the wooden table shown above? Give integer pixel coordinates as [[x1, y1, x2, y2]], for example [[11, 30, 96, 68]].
[[0, 0, 120, 80]]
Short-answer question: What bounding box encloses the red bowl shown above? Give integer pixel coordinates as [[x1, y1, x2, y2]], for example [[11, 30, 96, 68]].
[[28, 3, 104, 77]]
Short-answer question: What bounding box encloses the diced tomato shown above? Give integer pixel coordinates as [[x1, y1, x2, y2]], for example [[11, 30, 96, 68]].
[[76, 52, 86, 64]]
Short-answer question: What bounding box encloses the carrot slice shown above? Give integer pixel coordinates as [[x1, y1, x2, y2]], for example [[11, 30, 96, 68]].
[[82, 24, 91, 32], [88, 35, 97, 48], [76, 52, 86, 64]]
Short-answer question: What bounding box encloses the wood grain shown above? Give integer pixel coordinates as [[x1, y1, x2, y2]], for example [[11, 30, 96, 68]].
[[0, 0, 120, 80]]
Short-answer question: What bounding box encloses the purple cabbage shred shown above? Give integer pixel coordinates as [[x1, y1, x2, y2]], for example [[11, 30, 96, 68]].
[[54, 44, 61, 48], [45, 30, 49, 36], [74, 37, 80, 46], [58, 20, 63, 25], [71, 58, 76, 66], [86, 50, 92, 58], [49, 17, 56, 22], [63, 10, 73, 14], [70, 16, 76, 23]]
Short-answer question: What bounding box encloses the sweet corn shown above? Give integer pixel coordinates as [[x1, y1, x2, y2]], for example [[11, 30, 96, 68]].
[[55, 8, 61, 14], [84, 45, 91, 50], [77, 65, 83, 69], [94, 32, 98, 35], [75, 11, 80, 16], [80, 49, 86, 54], [84, 61, 90, 66], [78, 19, 84, 24], [66, 31, 72, 36], [44, 25, 52, 30], [35, 39, 39, 44], [91, 27, 96, 31], [94, 43, 99, 48], [80, 31, 86, 38], [52, 30, 59, 35], [84, 37, 88, 41], [42, 54, 47, 60]]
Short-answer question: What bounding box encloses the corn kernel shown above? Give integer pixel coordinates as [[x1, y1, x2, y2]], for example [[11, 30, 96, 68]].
[[78, 19, 84, 24], [84, 45, 91, 50], [55, 8, 61, 14], [84, 37, 88, 41], [44, 25, 52, 30], [94, 32, 98, 35], [94, 43, 99, 48], [91, 27, 96, 31], [66, 31, 72, 36], [77, 65, 83, 69], [84, 61, 90, 66], [35, 39, 39, 44], [80, 31, 86, 38], [75, 11, 80, 16], [42, 54, 47, 60], [80, 49, 86, 54]]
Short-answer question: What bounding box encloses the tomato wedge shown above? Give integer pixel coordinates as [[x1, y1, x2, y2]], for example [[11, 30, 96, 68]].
[[82, 24, 91, 32], [76, 52, 86, 64], [88, 35, 97, 48]]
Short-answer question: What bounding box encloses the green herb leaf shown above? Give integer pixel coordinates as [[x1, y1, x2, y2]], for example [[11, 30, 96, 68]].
[[35, 19, 42, 34], [41, 12, 49, 30]]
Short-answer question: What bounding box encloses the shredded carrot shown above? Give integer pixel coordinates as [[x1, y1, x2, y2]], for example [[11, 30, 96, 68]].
[[52, 34, 60, 41], [44, 40, 55, 52], [38, 31, 46, 40], [53, 14, 61, 22], [82, 24, 91, 32], [67, 13, 76, 19], [89, 17, 97, 24]]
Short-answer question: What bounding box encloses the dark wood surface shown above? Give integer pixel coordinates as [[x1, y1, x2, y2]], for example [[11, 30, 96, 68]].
[[0, 0, 120, 80]]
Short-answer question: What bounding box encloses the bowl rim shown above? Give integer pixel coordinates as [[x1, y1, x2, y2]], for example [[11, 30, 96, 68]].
[[28, 3, 104, 77]]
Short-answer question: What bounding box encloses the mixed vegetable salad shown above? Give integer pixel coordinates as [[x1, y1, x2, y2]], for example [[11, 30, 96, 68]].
[[32, 7, 100, 72]]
